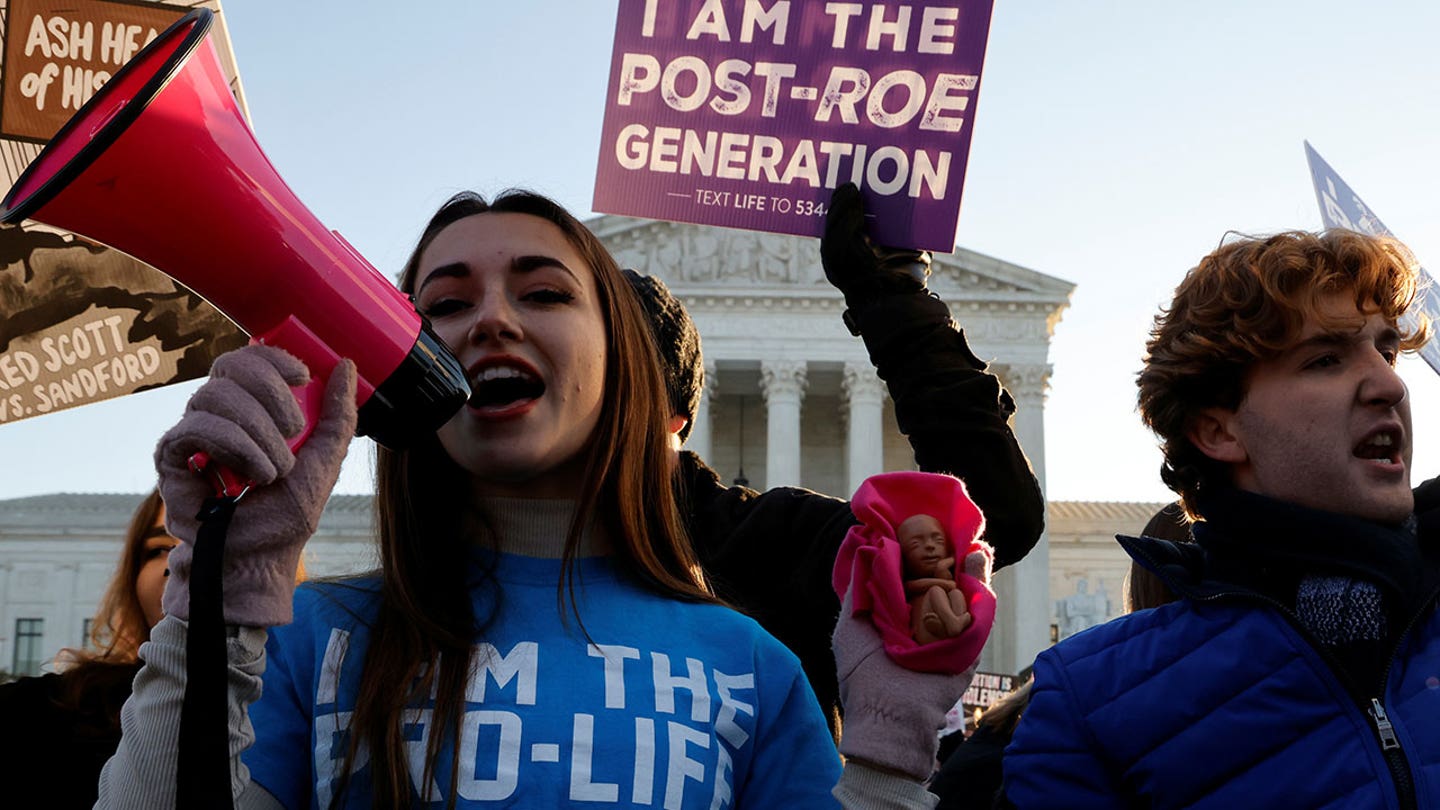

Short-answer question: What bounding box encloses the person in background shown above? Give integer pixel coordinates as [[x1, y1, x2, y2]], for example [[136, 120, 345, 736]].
[[0, 488, 175, 809], [1003, 229, 1440, 807], [95, 189, 963, 809], [931, 676, 1033, 810], [1123, 501, 1192, 613], [624, 182, 1044, 742]]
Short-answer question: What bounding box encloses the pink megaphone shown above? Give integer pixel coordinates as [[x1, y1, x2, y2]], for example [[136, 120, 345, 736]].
[[0, 8, 469, 459]]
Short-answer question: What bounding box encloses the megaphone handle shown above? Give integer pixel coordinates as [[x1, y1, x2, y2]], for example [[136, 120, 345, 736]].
[[186, 375, 325, 499]]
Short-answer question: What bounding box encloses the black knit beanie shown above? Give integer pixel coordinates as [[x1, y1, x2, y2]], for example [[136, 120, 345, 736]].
[[622, 269, 704, 442]]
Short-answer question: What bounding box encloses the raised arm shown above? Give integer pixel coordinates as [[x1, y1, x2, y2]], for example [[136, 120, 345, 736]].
[[96, 345, 355, 808], [821, 184, 1044, 568]]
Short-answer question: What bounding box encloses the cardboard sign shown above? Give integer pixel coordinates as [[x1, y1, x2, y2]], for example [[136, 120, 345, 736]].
[[1304, 142, 1440, 376], [593, 0, 997, 253], [0, 0, 247, 427], [1, 0, 185, 143]]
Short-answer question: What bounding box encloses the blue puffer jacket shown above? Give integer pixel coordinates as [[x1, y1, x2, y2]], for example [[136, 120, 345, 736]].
[[1003, 531, 1440, 809]]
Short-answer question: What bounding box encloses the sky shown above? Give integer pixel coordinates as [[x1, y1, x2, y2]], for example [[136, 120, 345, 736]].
[[1, 0, 1438, 506]]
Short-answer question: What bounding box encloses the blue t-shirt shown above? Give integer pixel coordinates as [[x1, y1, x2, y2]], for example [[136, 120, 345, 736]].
[[244, 553, 842, 808]]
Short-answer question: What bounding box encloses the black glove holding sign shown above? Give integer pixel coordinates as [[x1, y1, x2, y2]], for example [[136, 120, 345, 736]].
[[820, 182, 933, 336]]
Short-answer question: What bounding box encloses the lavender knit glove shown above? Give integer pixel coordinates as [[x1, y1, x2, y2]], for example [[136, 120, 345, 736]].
[[834, 548, 990, 782], [156, 345, 357, 627]]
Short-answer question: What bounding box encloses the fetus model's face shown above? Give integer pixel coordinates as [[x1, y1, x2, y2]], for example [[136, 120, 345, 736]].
[[898, 513, 949, 578]]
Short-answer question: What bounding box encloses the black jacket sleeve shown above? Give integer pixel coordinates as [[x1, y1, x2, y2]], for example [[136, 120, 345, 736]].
[[850, 290, 1045, 569], [679, 453, 856, 740]]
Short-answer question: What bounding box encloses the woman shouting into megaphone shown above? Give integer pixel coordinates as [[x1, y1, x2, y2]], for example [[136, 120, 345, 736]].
[[94, 191, 861, 809]]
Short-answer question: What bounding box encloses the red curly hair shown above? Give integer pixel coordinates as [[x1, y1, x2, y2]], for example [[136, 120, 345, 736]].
[[1137, 229, 1430, 518]]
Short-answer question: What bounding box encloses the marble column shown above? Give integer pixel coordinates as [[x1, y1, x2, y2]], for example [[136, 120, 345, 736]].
[[686, 361, 718, 461], [760, 360, 807, 488], [983, 362, 1054, 676], [842, 363, 887, 494]]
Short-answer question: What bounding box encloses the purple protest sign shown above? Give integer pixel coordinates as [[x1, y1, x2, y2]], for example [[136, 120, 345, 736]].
[[593, 0, 996, 253]]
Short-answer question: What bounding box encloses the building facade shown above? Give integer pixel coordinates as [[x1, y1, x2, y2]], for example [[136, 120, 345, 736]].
[[1045, 501, 1174, 642]]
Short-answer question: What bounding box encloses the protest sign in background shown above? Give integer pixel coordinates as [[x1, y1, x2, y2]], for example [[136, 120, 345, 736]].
[[593, 0, 996, 253], [944, 668, 1017, 735], [0, 0, 246, 428], [1305, 141, 1440, 376], [961, 669, 1014, 716]]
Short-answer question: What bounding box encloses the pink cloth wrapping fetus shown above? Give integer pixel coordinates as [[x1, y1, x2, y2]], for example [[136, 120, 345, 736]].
[[833, 471, 996, 673]]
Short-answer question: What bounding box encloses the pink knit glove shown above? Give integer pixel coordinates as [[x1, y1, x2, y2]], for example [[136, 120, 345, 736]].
[[833, 547, 990, 782], [156, 345, 357, 627]]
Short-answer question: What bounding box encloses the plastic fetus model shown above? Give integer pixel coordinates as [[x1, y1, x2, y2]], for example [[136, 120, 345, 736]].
[[834, 469, 995, 673], [899, 513, 972, 644]]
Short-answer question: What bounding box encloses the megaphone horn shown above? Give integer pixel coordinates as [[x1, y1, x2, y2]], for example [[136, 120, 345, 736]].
[[0, 8, 469, 450]]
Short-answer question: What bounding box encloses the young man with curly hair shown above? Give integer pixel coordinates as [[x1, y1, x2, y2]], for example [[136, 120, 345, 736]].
[[1003, 229, 1440, 808]]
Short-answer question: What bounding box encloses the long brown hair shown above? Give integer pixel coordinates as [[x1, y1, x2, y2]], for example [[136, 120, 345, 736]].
[[53, 489, 165, 724], [336, 190, 714, 808], [86, 489, 166, 662]]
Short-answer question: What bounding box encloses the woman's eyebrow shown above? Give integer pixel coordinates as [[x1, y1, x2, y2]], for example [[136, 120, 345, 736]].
[[416, 262, 468, 294], [512, 254, 579, 283]]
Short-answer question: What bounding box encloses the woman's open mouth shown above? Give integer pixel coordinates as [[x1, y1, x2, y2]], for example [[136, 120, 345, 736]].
[[468, 363, 546, 417]]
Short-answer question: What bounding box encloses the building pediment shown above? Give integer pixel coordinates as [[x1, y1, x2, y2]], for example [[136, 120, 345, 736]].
[[588, 215, 1074, 307]]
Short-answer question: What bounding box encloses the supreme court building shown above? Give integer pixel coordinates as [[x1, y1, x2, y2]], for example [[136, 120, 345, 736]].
[[0, 219, 1078, 678]]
